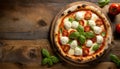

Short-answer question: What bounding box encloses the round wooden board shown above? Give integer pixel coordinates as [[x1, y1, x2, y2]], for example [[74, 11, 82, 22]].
[[50, 1, 112, 67]]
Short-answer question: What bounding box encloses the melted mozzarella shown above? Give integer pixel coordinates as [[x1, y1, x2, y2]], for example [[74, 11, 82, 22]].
[[70, 40, 78, 49], [74, 47, 83, 55], [64, 21, 71, 30], [89, 20, 96, 27], [75, 11, 85, 20], [68, 48, 75, 55], [71, 21, 79, 29], [93, 26, 102, 34], [91, 13, 98, 20], [86, 40, 93, 47], [63, 17, 69, 23], [60, 36, 69, 45], [96, 35, 103, 44]]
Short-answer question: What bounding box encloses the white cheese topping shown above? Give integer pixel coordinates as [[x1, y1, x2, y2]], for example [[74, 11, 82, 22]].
[[93, 26, 102, 34], [96, 35, 103, 44], [74, 47, 83, 55], [60, 36, 69, 45], [91, 13, 98, 20], [68, 48, 75, 55], [64, 21, 71, 30], [71, 21, 79, 29], [63, 17, 69, 23], [75, 11, 85, 20], [86, 40, 93, 47], [70, 40, 78, 49], [89, 20, 96, 27]]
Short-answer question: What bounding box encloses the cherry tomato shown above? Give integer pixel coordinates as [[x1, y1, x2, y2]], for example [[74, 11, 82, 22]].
[[95, 19, 103, 26], [109, 3, 120, 15], [116, 23, 120, 33], [84, 26, 90, 32], [79, 20, 84, 26], [84, 11, 92, 20], [62, 30, 68, 36]]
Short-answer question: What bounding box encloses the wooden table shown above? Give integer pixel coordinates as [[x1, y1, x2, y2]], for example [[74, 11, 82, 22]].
[[0, 0, 120, 69]]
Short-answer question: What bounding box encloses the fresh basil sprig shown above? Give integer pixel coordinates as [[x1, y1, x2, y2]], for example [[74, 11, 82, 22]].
[[98, 0, 110, 7], [110, 54, 120, 66], [76, 25, 84, 33], [69, 32, 80, 39], [41, 49, 59, 66], [92, 43, 99, 51], [85, 32, 95, 39], [78, 35, 86, 45]]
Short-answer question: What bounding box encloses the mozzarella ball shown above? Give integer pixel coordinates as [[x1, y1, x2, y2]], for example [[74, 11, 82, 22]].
[[91, 13, 98, 20], [86, 40, 93, 47], [96, 35, 103, 44], [74, 47, 83, 55], [68, 48, 75, 55], [93, 26, 102, 34], [89, 20, 96, 27], [64, 21, 71, 30], [75, 12, 85, 20], [63, 17, 69, 23], [71, 21, 79, 29], [60, 36, 69, 45], [70, 40, 78, 49]]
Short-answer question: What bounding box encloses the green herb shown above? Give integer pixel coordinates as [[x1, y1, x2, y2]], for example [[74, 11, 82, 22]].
[[50, 56, 59, 63], [87, 20, 89, 25], [42, 58, 49, 65], [76, 25, 84, 33], [101, 32, 106, 37], [69, 32, 80, 39], [85, 32, 95, 39], [69, 18, 74, 22], [98, 0, 110, 7], [41, 49, 59, 66], [92, 43, 99, 51], [110, 54, 120, 66], [78, 46, 82, 49], [78, 35, 86, 45], [59, 28, 62, 34], [42, 49, 50, 58], [68, 39, 73, 44]]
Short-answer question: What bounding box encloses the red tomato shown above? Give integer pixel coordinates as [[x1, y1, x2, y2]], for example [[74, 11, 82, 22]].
[[84, 26, 90, 32], [84, 11, 92, 20], [83, 48, 89, 56], [116, 23, 120, 33], [91, 37, 96, 43], [109, 3, 120, 15], [63, 45, 70, 52], [79, 20, 84, 26], [62, 30, 68, 36], [95, 19, 103, 26]]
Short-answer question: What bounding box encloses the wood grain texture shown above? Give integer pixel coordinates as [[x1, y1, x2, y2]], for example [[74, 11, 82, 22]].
[[0, 0, 120, 69]]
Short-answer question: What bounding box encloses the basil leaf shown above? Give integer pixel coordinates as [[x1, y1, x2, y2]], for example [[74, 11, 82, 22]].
[[69, 18, 74, 22], [68, 40, 73, 44], [59, 28, 62, 34], [85, 32, 95, 39], [69, 32, 80, 39], [50, 56, 59, 64], [76, 25, 84, 33], [101, 32, 106, 37], [78, 35, 86, 45], [47, 58, 53, 66], [92, 43, 99, 51], [42, 58, 49, 65], [98, 0, 110, 7], [42, 49, 50, 58], [110, 54, 120, 66]]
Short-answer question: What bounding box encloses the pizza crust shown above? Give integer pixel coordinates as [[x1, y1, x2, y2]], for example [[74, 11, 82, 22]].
[[53, 2, 112, 63]]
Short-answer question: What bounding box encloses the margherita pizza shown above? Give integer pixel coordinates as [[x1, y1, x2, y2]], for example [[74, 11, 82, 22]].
[[53, 2, 112, 63]]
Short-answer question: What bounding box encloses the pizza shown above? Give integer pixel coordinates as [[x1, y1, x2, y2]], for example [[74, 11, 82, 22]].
[[54, 3, 112, 63]]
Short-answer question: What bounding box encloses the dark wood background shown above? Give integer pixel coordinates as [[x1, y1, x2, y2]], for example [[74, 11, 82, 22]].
[[0, 0, 120, 69]]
